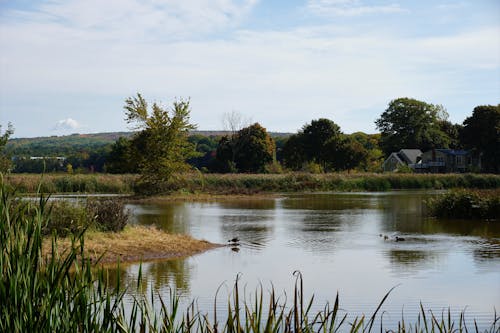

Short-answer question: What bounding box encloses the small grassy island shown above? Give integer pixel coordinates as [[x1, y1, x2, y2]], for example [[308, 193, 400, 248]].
[[42, 225, 220, 264]]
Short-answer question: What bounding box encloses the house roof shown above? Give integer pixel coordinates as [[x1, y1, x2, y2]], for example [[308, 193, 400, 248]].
[[382, 152, 404, 169], [389, 152, 404, 164], [434, 149, 469, 156], [398, 149, 422, 164]]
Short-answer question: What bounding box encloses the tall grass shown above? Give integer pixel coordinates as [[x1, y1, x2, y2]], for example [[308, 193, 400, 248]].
[[0, 177, 127, 331], [4, 173, 500, 195], [1, 176, 499, 332], [134, 172, 500, 195], [3, 173, 136, 193]]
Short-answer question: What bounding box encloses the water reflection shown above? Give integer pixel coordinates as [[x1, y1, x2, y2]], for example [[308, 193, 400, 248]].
[[282, 192, 377, 211], [104, 259, 192, 295], [127, 203, 192, 234], [386, 249, 440, 274], [123, 191, 500, 329], [217, 198, 276, 210], [218, 212, 274, 248]]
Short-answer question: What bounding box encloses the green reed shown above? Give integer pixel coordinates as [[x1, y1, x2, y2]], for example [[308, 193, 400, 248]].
[[136, 172, 500, 195], [1, 176, 499, 332], [3, 173, 500, 195]]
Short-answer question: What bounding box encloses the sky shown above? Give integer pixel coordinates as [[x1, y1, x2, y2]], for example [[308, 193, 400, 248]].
[[0, 0, 499, 138]]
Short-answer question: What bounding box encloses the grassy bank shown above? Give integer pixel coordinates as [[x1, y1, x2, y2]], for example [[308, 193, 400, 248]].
[[5, 172, 500, 195], [143, 172, 500, 194], [42, 225, 219, 264], [428, 189, 500, 220], [1, 180, 499, 332], [3, 173, 137, 193]]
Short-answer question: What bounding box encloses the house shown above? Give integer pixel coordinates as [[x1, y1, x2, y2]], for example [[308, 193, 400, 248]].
[[382, 149, 422, 172], [417, 149, 472, 173]]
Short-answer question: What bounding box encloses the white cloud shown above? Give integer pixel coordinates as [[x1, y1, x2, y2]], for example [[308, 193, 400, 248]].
[[3, 0, 258, 41], [53, 118, 80, 131], [307, 0, 407, 16], [0, 1, 498, 136]]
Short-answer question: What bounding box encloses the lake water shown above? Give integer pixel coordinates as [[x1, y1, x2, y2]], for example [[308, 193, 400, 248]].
[[116, 191, 499, 329]]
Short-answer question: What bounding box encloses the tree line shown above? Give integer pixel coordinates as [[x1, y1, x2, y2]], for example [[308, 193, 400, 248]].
[[1, 95, 498, 177]]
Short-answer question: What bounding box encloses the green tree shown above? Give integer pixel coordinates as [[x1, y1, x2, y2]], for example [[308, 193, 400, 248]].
[[0, 123, 14, 172], [302, 119, 342, 167], [107, 137, 139, 174], [349, 132, 384, 171], [334, 136, 369, 172], [234, 123, 275, 172], [281, 134, 306, 170], [439, 120, 463, 149], [216, 123, 275, 173], [282, 118, 343, 171], [461, 104, 500, 173], [124, 93, 197, 183], [375, 98, 450, 156]]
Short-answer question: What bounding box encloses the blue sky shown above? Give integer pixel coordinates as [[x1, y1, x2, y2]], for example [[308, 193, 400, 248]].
[[1, 0, 499, 138]]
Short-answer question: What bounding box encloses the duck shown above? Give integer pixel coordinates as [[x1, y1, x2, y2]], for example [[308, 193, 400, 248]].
[[395, 236, 406, 242], [228, 237, 240, 243]]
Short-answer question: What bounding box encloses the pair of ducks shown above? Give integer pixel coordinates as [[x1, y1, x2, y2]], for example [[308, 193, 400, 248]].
[[380, 234, 406, 242], [228, 237, 240, 252]]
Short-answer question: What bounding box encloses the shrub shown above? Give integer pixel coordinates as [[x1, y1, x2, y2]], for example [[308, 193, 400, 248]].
[[428, 189, 500, 220], [38, 198, 129, 236], [45, 200, 89, 236], [86, 198, 129, 232]]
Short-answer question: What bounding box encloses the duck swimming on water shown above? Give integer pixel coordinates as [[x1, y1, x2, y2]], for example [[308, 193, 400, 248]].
[[228, 237, 240, 243]]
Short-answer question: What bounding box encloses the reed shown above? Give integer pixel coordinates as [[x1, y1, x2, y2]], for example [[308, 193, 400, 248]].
[[4, 173, 500, 195], [135, 172, 500, 195], [3, 173, 136, 193], [0, 177, 126, 332]]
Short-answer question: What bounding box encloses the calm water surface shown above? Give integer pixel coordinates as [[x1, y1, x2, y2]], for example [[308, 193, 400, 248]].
[[116, 191, 499, 328]]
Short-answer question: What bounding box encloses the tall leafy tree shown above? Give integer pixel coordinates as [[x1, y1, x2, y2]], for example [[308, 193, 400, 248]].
[[215, 135, 235, 172], [333, 136, 369, 172], [281, 134, 306, 170], [302, 119, 343, 167], [234, 123, 275, 172], [461, 104, 500, 173], [216, 123, 275, 173], [124, 93, 197, 183], [0, 123, 14, 172], [348, 132, 384, 171], [282, 118, 344, 170], [375, 98, 450, 156], [438, 120, 463, 149], [106, 137, 139, 174]]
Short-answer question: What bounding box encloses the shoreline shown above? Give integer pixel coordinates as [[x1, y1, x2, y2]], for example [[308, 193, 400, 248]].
[[42, 225, 223, 264], [4, 173, 500, 195]]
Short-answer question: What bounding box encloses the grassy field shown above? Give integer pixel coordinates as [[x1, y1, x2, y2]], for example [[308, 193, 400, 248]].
[[3, 172, 500, 195]]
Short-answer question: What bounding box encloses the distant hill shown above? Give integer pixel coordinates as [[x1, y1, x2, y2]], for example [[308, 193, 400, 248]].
[[6, 130, 292, 157], [5, 132, 134, 156]]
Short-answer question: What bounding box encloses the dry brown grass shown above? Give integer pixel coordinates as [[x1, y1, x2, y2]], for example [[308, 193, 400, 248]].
[[42, 225, 221, 264]]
